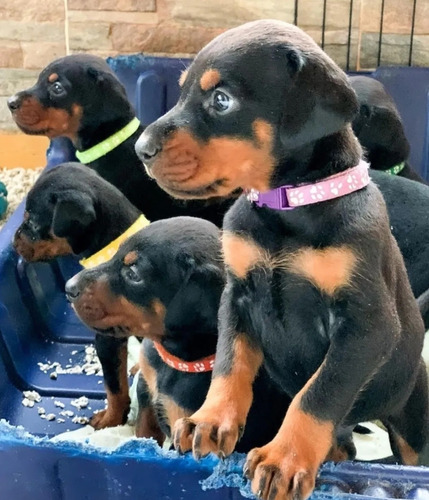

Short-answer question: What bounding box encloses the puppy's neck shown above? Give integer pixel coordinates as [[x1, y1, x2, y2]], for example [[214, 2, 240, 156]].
[[75, 110, 138, 152], [79, 199, 140, 259], [160, 331, 218, 363], [273, 126, 362, 187]]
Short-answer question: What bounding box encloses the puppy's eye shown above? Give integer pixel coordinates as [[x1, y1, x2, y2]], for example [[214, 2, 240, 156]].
[[123, 264, 142, 284], [211, 90, 232, 113], [50, 81, 64, 96]]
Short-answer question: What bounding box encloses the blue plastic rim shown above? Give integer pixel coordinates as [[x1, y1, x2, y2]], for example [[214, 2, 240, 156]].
[[2, 421, 429, 500]]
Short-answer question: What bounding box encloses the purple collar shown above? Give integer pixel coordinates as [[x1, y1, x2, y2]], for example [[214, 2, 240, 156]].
[[247, 160, 370, 210]]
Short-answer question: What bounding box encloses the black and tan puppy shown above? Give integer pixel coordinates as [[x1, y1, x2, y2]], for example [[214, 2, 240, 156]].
[[135, 20, 429, 500], [13, 162, 148, 430], [7, 54, 233, 227], [350, 75, 427, 184], [65, 217, 290, 451]]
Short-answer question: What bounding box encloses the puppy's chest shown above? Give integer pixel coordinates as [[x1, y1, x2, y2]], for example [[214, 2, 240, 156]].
[[223, 230, 358, 295], [223, 232, 355, 391]]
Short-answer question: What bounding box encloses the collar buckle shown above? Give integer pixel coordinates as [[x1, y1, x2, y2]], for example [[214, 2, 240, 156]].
[[248, 186, 294, 210]]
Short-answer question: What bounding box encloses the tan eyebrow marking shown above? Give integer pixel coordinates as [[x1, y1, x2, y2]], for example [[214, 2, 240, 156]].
[[123, 251, 138, 266], [48, 73, 58, 83], [200, 69, 221, 91]]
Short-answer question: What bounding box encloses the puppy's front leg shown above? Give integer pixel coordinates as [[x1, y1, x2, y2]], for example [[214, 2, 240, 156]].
[[173, 286, 263, 459], [245, 309, 397, 500], [91, 334, 131, 429], [135, 372, 165, 445]]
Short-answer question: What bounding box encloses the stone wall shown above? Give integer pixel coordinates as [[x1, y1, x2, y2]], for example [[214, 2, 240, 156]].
[[0, 0, 427, 131]]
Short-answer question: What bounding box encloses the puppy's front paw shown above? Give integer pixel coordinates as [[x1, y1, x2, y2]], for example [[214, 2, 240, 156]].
[[90, 407, 127, 429], [244, 443, 317, 500], [173, 412, 244, 459]]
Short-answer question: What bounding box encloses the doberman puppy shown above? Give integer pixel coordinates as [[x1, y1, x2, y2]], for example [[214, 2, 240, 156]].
[[13, 162, 147, 430], [350, 75, 427, 184], [64, 217, 290, 451], [7, 54, 234, 227], [135, 20, 429, 500]]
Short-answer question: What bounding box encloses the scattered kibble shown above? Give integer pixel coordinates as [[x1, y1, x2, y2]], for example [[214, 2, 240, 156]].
[[45, 413, 56, 421], [22, 398, 34, 408], [38, 344, 102, 378], [72, 416, 89, 425], [54, 401, 65, 408], [23, 390, 42, 402], [57, 418, 65, 423], [71, 396, 89, 409], [38, 407, 46, 415], [60, 410, 74, 418]]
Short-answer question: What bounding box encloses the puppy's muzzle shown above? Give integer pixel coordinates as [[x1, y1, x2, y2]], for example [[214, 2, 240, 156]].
[[135, 130, 161, 177], [7, 94, 22, 111], [65, 274, 83, 303]]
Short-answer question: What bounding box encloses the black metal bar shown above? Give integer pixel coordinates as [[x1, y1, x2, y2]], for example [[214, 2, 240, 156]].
[[294, 0, 298, 26], [321, 0, 327, 49], [409, 0, 417, 66], [377, 0, 385, 66], [346, 0, 354, 71]]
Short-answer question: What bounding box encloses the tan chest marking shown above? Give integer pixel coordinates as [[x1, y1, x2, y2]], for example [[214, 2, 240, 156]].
[[222, 231, 269, 279], [277, 246, 357, 295]]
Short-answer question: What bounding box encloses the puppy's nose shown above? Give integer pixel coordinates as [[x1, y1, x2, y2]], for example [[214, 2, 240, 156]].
[[135, 130, 161, 167], [65, 275, 82, 303], [7, 94, 22, 111]]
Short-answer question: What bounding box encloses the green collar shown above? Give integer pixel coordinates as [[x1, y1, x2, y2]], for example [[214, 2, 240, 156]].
[[75, 117, 140, 164], [385, 161, 405, 176]]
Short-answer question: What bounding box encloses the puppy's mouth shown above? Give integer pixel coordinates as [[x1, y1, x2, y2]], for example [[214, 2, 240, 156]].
[[93, 326, 134, 338], [15, 122, 52, 136], [158, 178, 229, 200], [11, 102, 82, 141], [142, 123, 275, 200], [72, 286, 166, 341], [13, 231, 73, 261], [12, 110, 52, 136]]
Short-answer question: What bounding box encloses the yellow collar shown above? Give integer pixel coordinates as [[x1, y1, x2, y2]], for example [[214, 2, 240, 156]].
[[79, 214, 150, 269], [75, 117, 140, 164]]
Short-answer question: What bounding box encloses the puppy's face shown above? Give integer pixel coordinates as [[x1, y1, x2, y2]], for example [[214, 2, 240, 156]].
[[65, 218, 223, 339], [13, 164, 96, 261], [8, 54, 130, 142], [65, 247, 166, 339], [136, 20, 358, 199]]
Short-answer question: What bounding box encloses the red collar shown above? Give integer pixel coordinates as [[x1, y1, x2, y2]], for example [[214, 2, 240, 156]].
[[153, 342, 215, 373]]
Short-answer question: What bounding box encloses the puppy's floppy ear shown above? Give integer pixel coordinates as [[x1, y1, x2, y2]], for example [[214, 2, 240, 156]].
[[164, 253, 225, 334], [279, 47, 359, 148], [284, 46, 306, 76], [360, 103, 372, 120], [86, 67, 109, 84], [86, 66, 129, 102], [351, 103, 372, 136], [51, 190, 96, 253]]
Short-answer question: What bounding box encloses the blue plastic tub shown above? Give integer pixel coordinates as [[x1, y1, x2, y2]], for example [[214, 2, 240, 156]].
[[3, 420, 429, 500], [1, 55, 429, 498]]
